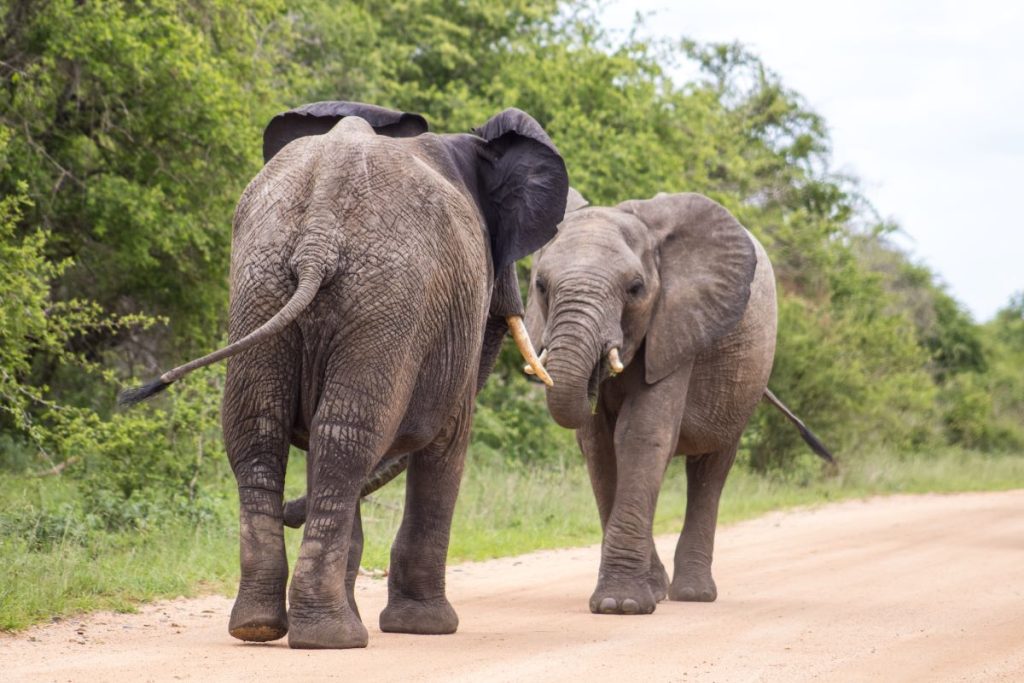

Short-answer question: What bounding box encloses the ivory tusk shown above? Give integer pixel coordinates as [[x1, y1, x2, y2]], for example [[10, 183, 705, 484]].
[[508, 316, 553, 387], [523, 349, 548, 375], [608, 347, 624, 375]]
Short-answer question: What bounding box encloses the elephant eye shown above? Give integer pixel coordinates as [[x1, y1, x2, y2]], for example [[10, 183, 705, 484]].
[[627, 278, 645, 297], [535, 278, 547, 296]]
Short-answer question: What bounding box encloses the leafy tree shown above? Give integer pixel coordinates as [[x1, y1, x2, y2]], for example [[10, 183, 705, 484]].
[[0, 128, 227, 527], [1, 0, 287, 357], [988, 294, 1024, 439], [923, 294, 986, 382], [948, 294, 1024, 451]]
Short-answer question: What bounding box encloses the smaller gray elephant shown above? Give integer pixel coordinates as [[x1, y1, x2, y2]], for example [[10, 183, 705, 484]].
[[524, 190, 832, 615]]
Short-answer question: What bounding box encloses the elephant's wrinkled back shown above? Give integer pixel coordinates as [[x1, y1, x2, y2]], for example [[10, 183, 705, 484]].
[[231, 126, 489, 329], [307, 132, 489, 325]]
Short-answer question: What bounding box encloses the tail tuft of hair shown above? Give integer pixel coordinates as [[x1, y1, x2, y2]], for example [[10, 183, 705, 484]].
[[797, 424, 835, 464], [118, 378, 172, 406]]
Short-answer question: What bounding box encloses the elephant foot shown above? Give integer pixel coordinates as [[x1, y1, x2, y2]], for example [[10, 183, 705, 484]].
[[287, 610, 368, 649], [668, 571, 718, 602], [379, 595, 459, 635], [228, 592, 288, 643], [287, 573, 368, 649], [589, 577, 657, 615], [647, 557, 671, 602]]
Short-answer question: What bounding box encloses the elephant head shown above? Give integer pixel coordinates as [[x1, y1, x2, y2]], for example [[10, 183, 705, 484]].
[[525, 192, 758, 428]]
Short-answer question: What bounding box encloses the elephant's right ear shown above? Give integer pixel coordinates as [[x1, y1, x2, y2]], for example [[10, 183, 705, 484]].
[[473, 109, 569, 271], [262, 101, 429, 163]]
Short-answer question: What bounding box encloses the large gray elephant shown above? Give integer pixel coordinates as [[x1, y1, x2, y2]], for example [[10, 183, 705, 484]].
[[524, 191, 832, 615], [121, 102, 567, 648]]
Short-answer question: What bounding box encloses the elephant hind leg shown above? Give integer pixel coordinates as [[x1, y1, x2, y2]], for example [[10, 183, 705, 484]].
[[379, 395, 472, 635], [222, 333, 300, 642], [286, 402, 378, 649], [283, 492, 365, 620], [669, 442, 738, 602]]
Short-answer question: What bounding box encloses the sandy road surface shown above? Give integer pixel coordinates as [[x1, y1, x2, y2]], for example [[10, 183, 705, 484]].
[[3, 491, 1023, 682]]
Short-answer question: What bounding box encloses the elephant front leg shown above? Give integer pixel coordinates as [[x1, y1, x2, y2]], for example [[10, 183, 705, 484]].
[[669, 444, 738, 602], [379, 400, 471, 635], [580, 410, 668, 603], [579, 410, 617, 530], [591, 456, 673, 615], [591, 373, 687, 615]]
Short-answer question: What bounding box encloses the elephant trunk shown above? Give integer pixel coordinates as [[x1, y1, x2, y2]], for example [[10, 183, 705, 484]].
[[543, 311, 605, 429]]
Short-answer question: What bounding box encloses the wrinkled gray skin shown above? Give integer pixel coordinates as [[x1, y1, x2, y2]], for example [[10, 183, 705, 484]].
[[123, 102, 568, 648], [525, 192, 780, 615]]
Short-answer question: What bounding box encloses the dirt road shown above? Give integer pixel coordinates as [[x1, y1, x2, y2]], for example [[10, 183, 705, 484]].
[[3, 491, 1023, 682]]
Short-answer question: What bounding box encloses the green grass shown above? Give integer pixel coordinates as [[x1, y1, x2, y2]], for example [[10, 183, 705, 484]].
[[2, 448, 1023, 631]]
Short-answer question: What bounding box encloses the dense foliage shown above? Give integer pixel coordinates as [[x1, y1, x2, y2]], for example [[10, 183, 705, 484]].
[[1, 0, 1021, 536]]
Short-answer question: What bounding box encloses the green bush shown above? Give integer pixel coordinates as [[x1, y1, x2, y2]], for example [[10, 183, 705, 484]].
[[939, 373, 1019, 451], [1, 130, 227, 531], [0, 0, 287, 352], [65, 366, 230, 530], [748, 286, 938, 473]]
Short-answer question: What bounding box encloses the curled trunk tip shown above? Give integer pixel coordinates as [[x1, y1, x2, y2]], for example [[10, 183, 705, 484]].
[[543, 341, 597, 429]]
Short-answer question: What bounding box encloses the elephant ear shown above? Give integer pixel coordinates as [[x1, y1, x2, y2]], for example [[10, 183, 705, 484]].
[[565, 187, 590, 214], [473, 108, 569, 271], [618, 193, 757, 385], [263, 101, 429, 162]]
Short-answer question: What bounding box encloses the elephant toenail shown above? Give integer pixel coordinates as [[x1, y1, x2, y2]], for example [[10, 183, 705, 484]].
[[621, 599, 640, 614], [678, 587, 696, 600], [599, 597, 618, 613]]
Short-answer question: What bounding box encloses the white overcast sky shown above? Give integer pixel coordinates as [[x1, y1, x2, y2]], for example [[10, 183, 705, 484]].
[[601, 0, 1023, 321]]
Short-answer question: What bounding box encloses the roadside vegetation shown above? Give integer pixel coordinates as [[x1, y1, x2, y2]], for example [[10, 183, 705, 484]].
[[2, 1, 1021, 630]]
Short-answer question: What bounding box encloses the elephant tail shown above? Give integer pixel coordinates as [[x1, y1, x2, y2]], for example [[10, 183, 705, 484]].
[[118, 266, 326, 405], [762, 388, 835, 464]]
